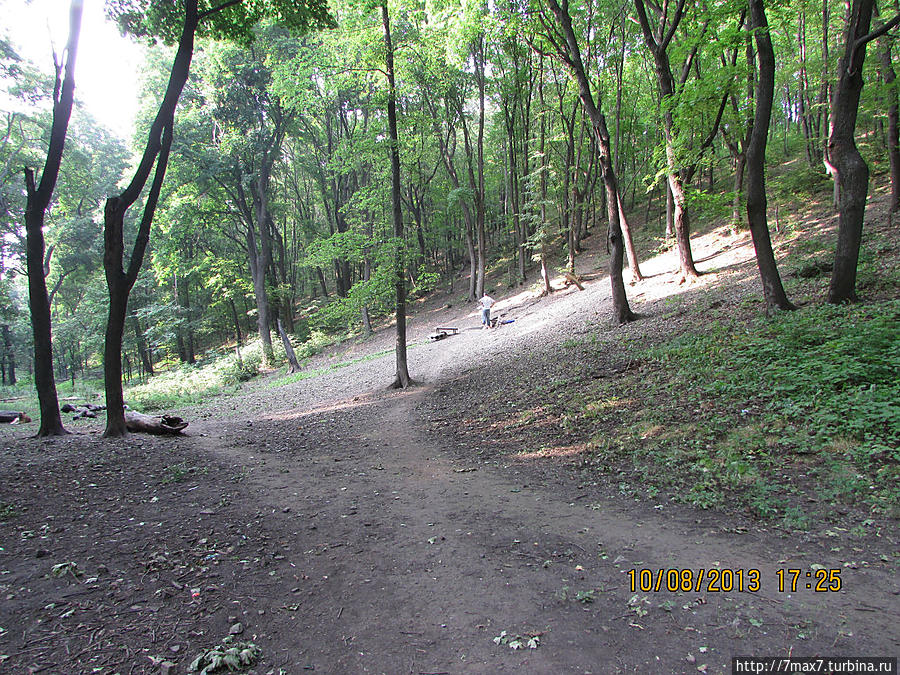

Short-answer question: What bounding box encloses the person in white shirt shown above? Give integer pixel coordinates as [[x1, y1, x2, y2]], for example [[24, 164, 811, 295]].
[[479, 294, 495, 329]]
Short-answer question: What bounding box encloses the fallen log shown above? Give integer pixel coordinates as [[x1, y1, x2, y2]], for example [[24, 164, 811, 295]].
[[564, 272, 585, 290], [124, 411, 188, 435], [0, 411, 31, 424]]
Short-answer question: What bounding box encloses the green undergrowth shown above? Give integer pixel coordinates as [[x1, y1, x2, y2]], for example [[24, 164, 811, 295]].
[[269, 347, 393, 387], [578, 301, 899, 523], [127, 330, 338, 411]]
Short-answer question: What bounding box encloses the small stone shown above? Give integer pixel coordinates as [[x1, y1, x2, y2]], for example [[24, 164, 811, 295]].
[[169, 644, 181, 653], [160, 660, 176, 675], [35, 549, 49, 559], [686, 654, 696, 664], [230, 622, 244, 635]]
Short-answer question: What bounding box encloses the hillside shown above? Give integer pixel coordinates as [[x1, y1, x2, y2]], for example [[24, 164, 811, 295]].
[[0, 182, 898, 674]]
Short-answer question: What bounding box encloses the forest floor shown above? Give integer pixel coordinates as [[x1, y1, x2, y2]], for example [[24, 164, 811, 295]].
[[1, 185, 899, 674]]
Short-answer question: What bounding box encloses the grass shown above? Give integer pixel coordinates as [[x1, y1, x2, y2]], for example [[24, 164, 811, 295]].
[[453, 185, 900, 529], [575, 300, 900, 522], [565, 212, 900, 522], [126, 330, 341, 411]]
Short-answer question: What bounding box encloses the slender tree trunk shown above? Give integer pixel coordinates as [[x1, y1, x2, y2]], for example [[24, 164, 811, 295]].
[[732, 152, 746, 229], [475, 39, 487, 298], [546, 0, 634, 323], [879, 34, 900, 210], [665, 182, 674, 238], [229, 298, 243, 346], [315, 266, 328, 297], [746, 0, 794, 312], [2, 325, 15, 386], [277, 318, 301, 373], [617, 191, 644, 282], [383, 3, 411, 388], [538, 62, 553, 296], [24, 0, 83, 437], [132, 315, 153, 376]]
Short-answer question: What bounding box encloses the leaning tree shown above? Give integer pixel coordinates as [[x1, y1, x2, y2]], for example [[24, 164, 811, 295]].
[[101, 0, 334, 437]]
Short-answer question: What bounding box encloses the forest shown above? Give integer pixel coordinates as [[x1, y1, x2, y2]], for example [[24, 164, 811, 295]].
[[1, 0, 899, 671], [0, 0, 895, 436]]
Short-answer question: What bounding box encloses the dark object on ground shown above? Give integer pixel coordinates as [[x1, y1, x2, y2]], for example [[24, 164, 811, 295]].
[[124, 411, 188, 435], [0, 411, 31, 424], [62, 402, 108, 420]]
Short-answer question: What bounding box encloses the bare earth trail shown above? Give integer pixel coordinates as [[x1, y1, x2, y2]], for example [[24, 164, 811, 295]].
[[2, 226, 898, 674], [194, 375, 899, 674], [187, 243, 898, 673]]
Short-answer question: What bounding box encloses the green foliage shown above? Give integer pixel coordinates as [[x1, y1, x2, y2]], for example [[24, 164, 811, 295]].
[[769, 165, 832, 200], [188, 638, 261, 674], [650, 303, 900, 453], [642, 301, 900, 514], [0, 502, 17, 521], [126, 336, 279, 410], [106, 0, 334, 46]]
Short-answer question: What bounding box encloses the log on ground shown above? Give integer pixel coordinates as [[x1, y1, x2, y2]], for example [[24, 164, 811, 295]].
[[124, 411, 188, 435]]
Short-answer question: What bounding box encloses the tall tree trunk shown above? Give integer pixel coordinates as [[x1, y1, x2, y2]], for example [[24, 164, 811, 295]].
[[634, 0, 700, 281], [24, 0, 82, 437], [247, 224, 274, 365], [879, 30, 900, 211], [538, 59, 553, 296], [827, 0, 899, 302], [383, 3, 411, 388], [475, 38, 487, 298], [104, 1, 198, 437], [546, 0, 635, 323], [746, 0, 795, 312]]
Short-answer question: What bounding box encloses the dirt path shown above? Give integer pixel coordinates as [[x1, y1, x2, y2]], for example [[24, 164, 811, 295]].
[[3, 223, 898, 674], [191, 373, 898, 673]]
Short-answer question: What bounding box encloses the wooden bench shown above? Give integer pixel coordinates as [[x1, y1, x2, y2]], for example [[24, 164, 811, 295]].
[[429, 326, 459, 341]]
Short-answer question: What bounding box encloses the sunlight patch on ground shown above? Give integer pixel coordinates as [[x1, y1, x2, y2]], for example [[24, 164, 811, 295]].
[[266, 394, 381, 422], [516, 443, 589, 460], [584, 397, 636, 416], [490, 406, 561, 434]]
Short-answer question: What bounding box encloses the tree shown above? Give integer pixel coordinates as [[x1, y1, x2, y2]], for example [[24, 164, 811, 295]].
[[24, 0, 83, 437], [381, 1, 412, 388], [877, 8, 900, 212], [826, 0, 900, 302], [101, 0, 333, 437], [744, 0, 794, 313], [539, 0, 635, 324], [633, 0, 700, 282]]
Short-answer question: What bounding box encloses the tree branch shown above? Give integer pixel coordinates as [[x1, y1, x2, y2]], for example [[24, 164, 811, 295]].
[[198, 0, 243, 22]]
